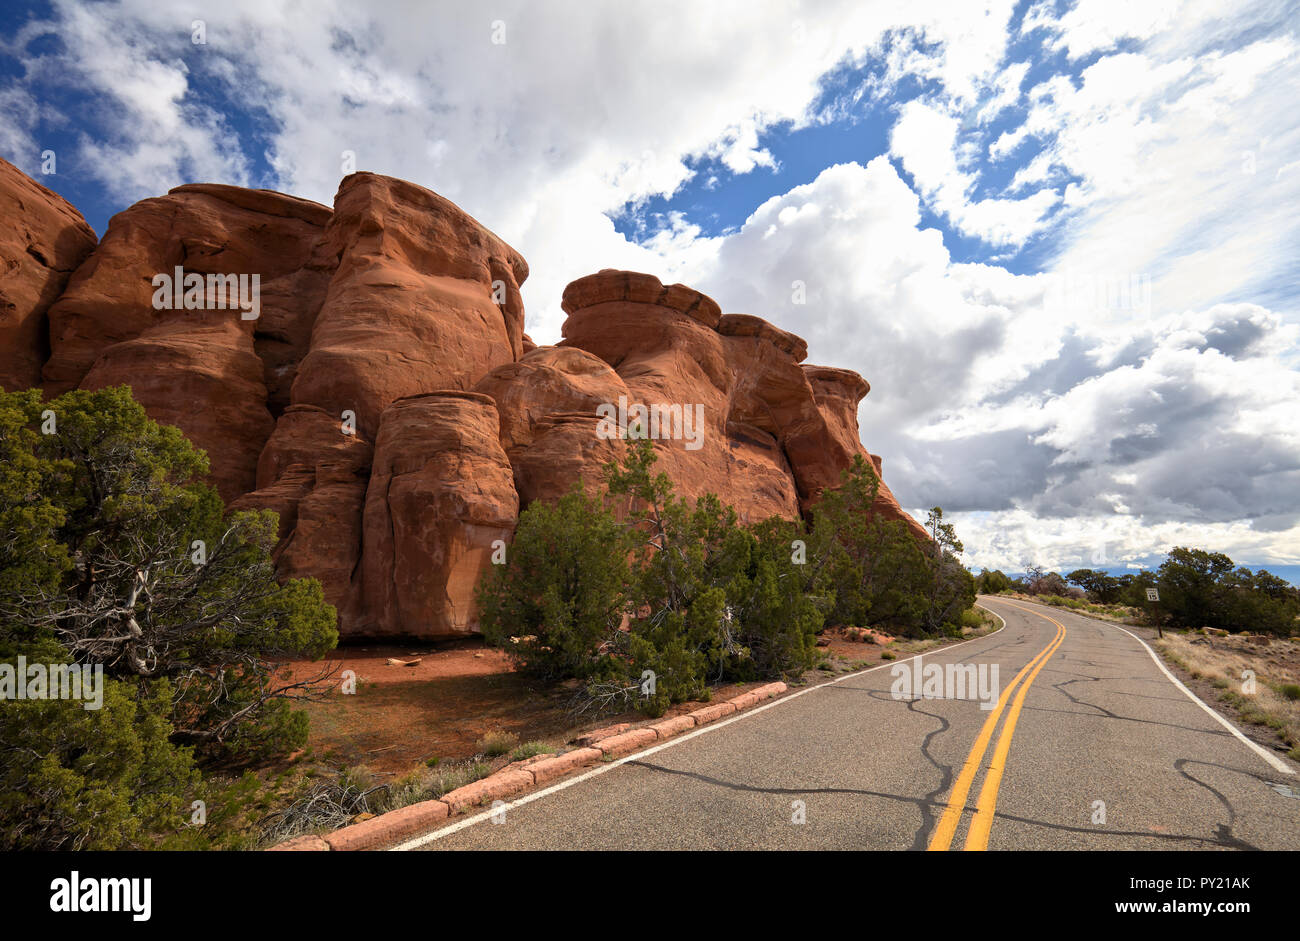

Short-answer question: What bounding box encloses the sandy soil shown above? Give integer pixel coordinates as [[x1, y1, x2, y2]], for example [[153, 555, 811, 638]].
[[277, 638, 775, 775]]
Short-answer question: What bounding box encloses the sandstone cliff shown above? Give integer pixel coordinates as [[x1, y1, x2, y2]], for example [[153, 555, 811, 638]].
[[0, 157, 928, 640]]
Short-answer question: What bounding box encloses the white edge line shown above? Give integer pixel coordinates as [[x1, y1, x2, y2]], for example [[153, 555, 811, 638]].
[[1105, 619, 1294, 776], [391, 606, 1008, 850], [1004, 598, 1294, 777]]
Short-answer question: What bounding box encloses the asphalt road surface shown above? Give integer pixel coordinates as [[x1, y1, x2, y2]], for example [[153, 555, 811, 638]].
[[402, 596, 1300, 850]]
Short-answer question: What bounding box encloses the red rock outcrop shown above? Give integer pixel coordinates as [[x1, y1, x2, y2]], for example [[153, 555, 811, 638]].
[[352, 392, 518, 637], [472, 346, 630, 505], [5, 163, 927, 640], [40, 182, 332, 500], [804, 365, 929, 541], [0, 158, 98, 392], [555, 271, 801, 523], [288, 173, 527, 441], [549, 270, 921, 530]]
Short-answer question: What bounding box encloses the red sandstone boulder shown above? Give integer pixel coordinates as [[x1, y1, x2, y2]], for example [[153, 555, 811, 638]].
[[557, 271, 800, 522], [79, 316, 275, 501], [254, 404, 373, 491], [555, 269, 925, 536], [473, 346, 631, 507], [275, 460, 369, 612], [0, 158, 97, 392], [288, 173, 528, 441], [352, 391, 519, 638], [230, 464, 317, 542]]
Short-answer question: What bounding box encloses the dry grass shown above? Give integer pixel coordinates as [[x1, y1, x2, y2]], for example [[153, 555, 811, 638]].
[[382, 759, 494, 812], [1155, 631, 1300, 761], [475, 730, 520, 758]]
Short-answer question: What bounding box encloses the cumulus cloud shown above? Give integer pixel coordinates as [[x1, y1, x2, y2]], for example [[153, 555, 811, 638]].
[[0, 0, 1296, 574]]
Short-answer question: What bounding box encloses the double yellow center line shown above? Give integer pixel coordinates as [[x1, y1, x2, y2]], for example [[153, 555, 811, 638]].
[[927, 603, 1066, 851]]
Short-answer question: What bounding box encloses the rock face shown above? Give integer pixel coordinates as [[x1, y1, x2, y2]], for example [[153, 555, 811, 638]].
[[549, 269, 914, 529], [555, 271, 802, 523], [288, 173, 527, 442], [0, 158, 98, 392], [353, 392, 518, 637], [804, 365, 930, 541], [4, 165, 928, 640], [41, 181, 333, 501], [473, 346, 629, 506]]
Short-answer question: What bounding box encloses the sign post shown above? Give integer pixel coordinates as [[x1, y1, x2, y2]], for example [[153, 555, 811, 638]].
[[1146, 587, 1161, 637]]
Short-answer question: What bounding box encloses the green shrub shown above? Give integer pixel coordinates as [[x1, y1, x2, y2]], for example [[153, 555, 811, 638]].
[[477, 486, 632, 683], [0, 386, 339, 847], [0, 676, 199, 850]]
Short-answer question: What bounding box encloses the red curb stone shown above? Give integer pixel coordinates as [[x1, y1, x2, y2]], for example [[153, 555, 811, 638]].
[[728, 691, 762, 710], [596, 727, 657, 757], [267, 834, 330, 852], [442, 768, 536, 813], [649, 715, 696, 739], [528, 747, 602, 785], [322, 799, 450, 851], [689, 701, 737, 725], [751, 681, 788, 699], [574, 723, 629, 747]]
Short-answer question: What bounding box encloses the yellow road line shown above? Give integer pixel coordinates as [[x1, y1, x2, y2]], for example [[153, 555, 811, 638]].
[[926, 617, 1064, 851], [962, 603, 1067, 850]]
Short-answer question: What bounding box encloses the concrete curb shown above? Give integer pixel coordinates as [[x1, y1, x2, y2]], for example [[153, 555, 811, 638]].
[[266, 679, 788, 851]]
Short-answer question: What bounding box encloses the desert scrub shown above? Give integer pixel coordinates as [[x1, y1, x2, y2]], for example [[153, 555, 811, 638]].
[[382, 760, 494, 811], [1154, 632, 1300, 760], [257, 767, 387, 845], [476, 730, 519, 757], [509, 741, 556, 761]]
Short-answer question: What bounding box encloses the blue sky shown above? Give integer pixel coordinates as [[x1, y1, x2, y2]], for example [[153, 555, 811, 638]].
[[2, 0, 1298, 579]]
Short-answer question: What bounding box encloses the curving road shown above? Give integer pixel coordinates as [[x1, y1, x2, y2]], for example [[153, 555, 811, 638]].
[[401, 596, 1300, 851]]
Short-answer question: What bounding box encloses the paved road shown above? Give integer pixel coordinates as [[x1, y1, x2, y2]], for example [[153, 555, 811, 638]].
[[404, 597, 1300, 850]]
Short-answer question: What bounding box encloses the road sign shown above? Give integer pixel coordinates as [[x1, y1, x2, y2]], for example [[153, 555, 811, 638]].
[[1146, 588, 1159, 602]]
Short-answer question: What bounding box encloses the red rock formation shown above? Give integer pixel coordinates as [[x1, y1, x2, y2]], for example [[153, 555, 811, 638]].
[[276, 460, 369, 612], [352, 392, 518, 638], [79, 316, 275, 501], [288, 173, 527, 441], [804, 365, 929, 541], [0, 158, 97, 392], [556, 270, 801, 523], [41, 182, 332, 500], [551, 269, 922, 532], [472, 346, 629, 504], [231, 404, 373, 613], [4, 162, 928, 639]]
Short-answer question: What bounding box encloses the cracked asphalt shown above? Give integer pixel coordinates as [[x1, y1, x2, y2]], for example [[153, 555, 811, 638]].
[[411, 596, 1300, 850]]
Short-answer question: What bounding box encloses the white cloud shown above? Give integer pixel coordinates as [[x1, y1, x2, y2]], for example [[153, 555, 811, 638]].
[[890, 99, 1061, 246], [2, 0, 1298, 573]]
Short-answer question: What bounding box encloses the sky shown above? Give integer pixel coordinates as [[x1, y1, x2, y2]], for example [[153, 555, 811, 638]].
[[2, 0, 1298, 580]]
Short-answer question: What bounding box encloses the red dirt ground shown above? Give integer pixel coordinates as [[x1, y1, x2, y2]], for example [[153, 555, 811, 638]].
[[277, 638, 779, 775]]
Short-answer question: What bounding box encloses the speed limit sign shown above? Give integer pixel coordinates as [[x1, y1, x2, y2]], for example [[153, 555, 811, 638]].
[[1146, 588, 1159, 602]]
